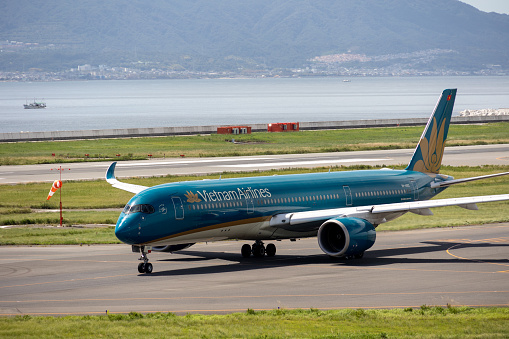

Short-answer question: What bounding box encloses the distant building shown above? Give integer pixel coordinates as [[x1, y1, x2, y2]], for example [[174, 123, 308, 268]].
[[78, 64, 92, 72]]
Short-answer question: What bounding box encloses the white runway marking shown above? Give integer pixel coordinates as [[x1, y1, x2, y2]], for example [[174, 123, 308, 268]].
[[219, 158, 391, 168], [94, 157, 274, 167]]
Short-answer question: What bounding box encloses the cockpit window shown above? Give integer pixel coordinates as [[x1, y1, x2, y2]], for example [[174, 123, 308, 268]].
[[140, 204, 155, 214], [123, 204, 155, 215], [122, 204, 130, 214]]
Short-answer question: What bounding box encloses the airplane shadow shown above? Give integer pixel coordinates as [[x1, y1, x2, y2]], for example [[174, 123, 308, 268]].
[[144, 241, 509, 277]]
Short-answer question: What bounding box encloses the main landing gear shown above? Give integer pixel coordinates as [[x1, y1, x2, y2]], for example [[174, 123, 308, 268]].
[[241, 240, 276, 258], [136, 246, 153, 274]]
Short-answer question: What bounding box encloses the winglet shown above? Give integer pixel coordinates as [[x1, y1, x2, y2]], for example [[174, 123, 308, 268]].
[[105, 162, 149, 194], [406, 89, 457, 173], [106, 162, 118, 183]]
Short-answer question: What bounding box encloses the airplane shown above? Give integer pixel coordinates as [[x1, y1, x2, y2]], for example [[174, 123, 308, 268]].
[[106, 89, 509, 274]]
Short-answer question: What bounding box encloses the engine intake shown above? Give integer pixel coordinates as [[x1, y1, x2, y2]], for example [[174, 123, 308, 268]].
[[318, 217, 376, 257]]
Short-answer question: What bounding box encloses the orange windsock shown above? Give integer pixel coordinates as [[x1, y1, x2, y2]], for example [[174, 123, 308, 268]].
[[47, 180, 62, 200]]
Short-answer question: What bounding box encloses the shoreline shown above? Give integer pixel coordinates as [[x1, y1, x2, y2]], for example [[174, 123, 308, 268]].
[[1, 115, 508, 142]]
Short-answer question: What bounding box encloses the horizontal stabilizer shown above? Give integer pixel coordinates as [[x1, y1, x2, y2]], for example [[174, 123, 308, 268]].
[[431, 171, 509, 188]]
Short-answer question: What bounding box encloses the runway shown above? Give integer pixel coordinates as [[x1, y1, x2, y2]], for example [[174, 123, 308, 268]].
[[1, 144, 508, 184], [1, 224, 508, 315]]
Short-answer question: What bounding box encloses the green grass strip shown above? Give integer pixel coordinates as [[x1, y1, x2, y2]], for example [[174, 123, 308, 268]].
[[0, 307, 508, 338], [0, 226, 119, 245], [1, 122, 508, 165]]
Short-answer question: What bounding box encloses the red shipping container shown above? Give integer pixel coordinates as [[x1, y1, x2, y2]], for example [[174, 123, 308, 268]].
[[217, 126, 251, 134], [267, 122, 299, 132]]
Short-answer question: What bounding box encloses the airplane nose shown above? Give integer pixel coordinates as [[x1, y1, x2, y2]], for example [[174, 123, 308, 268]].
[[114, 216, 139, 245]]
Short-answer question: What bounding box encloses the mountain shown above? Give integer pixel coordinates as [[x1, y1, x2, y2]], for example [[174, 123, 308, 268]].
[[1, 0, 508, 73]]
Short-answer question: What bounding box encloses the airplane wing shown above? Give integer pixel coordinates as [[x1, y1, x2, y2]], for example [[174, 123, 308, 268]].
[[270, 194, 509, 230], [105, 162, 149, 194]]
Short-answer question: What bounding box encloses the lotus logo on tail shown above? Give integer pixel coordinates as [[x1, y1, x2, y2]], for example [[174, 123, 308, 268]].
[[412, 117, 447, 173], [184, 191, 201, 203]]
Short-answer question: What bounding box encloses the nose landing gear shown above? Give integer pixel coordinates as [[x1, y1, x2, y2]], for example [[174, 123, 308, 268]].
[[134, 245, 153, 274]]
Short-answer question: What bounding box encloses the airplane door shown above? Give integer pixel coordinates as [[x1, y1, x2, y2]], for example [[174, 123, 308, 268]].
[[246, 198, 254, 214], [171, 196, 184, 220], [410, 181, 419, 201], [343, 185, 353, 206]]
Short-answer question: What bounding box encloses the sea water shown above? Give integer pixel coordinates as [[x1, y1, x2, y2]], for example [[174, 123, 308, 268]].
[[0, 76, 508, 133]]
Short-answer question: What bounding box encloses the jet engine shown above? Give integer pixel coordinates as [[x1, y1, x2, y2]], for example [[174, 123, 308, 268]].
[[317, 217, 376, 258], [152, 243, 195, 252]]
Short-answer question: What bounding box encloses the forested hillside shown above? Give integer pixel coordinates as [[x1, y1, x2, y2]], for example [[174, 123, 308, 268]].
[[1, 0, 508, 72]]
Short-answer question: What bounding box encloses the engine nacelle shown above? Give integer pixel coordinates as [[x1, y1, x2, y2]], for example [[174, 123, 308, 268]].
[[317, 217, 376, 258], [152, 243, 194, 252]]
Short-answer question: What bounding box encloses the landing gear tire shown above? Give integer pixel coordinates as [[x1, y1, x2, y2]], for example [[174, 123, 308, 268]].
[[266, 243, 276, 257], [241, 244, 252, 258], [252, 244, 265, 257], [242, 241, 277, 258], [144, 262, 153, 274], [354, 252, 364, 259], [138, 263, 145, 273], [138, 262, 153, 273]]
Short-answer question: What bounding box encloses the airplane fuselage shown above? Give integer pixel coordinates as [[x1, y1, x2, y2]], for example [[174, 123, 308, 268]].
[[114, 169, 446, 246]]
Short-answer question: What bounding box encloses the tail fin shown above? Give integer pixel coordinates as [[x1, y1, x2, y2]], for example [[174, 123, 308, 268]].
[[406, 89, 457, 173]]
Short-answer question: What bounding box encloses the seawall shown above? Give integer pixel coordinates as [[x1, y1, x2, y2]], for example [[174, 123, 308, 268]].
[[1, 115, 508, 142]]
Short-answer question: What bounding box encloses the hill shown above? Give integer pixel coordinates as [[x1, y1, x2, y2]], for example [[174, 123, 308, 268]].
[[1, 0, 508, 73]]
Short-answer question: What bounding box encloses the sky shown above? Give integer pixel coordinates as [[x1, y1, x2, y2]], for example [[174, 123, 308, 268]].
[[460, 0, 509, 14]]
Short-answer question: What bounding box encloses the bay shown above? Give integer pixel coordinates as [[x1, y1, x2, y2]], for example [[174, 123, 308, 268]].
[[0, 76, 508, 133]]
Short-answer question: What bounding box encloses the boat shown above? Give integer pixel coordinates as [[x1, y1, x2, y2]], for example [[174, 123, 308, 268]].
[[24, 99, 46, 109]]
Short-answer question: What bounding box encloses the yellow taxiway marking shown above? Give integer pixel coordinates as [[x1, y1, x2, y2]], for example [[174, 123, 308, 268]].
[[2, 290, 508, 304], [445, 237, 509, 272]]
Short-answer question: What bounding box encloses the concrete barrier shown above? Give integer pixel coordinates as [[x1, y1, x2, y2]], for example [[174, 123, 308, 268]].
[[1, 116, 508, 142]]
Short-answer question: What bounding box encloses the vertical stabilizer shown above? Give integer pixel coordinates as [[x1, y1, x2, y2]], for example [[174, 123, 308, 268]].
[[406, 89, 457, 173]]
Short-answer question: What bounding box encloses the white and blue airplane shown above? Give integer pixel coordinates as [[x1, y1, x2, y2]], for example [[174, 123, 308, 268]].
[[106, 89, 509, 273]]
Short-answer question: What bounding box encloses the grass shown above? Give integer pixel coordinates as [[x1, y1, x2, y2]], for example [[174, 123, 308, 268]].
[[1, 122, 508, 165], [0, 226, 118, 245], [0, 165, 508, 245], [0, 307, 508, 338]]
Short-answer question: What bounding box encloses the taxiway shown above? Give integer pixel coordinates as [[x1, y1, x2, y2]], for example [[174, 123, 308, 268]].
[[0, 224, 507, 315]]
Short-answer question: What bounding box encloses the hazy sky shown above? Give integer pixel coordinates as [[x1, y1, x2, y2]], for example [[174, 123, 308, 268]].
[[460, 0, 509, 14]]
